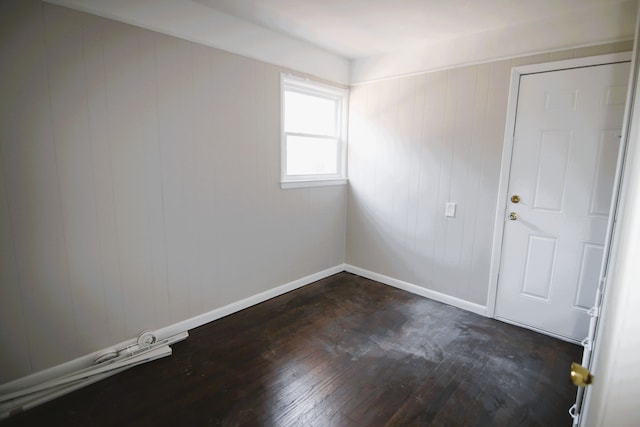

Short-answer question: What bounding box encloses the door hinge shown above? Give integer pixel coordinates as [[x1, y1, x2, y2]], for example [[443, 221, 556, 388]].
[[598, 276, 607, 296], [569, 403, 580, 425], [581, 337, 592, 351]]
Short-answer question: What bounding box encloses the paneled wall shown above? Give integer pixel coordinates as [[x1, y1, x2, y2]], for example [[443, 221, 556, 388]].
[[0, 1, 347, 383], [346, 43, 633, 307]]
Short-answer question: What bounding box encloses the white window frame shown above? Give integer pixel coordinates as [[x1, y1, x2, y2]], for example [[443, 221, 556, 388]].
[[280, 73, 348, 189]]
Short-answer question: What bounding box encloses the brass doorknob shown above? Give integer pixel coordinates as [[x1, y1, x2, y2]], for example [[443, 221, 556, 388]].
[[570, 362, 593, 387], [509, 212, 518, 220], [511, 195, 521, 203]]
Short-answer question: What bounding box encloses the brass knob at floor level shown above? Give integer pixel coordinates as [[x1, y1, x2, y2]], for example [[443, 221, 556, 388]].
[[570, 362, 593, 387], [508, 212, 518, 221]]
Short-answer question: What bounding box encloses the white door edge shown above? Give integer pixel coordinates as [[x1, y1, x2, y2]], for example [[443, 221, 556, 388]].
[[577, 33, 640, 427], [486, 52, 633, 318]]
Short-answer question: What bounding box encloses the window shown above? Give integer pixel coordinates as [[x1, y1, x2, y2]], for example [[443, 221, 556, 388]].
[[281, 74, 348, 189]]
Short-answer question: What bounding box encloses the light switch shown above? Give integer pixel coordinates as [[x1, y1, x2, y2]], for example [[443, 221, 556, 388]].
[[445, 202, 456, 218]]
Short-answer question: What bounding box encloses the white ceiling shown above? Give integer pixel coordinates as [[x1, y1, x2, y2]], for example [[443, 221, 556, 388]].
[[45, 0, 636, 83], [196, 0, 629, 58]]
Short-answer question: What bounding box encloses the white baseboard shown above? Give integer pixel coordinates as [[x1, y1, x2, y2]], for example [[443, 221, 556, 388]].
[[0, 264, 344, 412], [2, 263, 488, 417], [344, 264, 487, 316], [154, 264, 346, 338]]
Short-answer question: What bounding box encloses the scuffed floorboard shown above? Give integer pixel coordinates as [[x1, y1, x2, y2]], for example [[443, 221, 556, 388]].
[[1, 272, 580, 426]]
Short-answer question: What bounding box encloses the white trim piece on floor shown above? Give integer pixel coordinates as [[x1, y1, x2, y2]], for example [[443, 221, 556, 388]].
[[0, 338, 181, 419], [344, 264, 487, 316], [0, 264, 344, 418]]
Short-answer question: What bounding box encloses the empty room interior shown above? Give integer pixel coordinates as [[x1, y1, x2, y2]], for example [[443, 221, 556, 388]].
[[1, 0, 640, 426]]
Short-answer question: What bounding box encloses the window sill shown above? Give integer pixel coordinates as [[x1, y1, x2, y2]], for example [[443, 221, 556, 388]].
[[280, 179, 347, 189]]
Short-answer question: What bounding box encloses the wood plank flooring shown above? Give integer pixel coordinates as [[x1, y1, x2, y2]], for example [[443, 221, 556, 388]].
[[1, 272, 581, 426]]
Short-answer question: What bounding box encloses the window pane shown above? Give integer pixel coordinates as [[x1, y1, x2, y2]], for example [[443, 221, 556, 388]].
[[284, 90, 337, 136], [286, 136, 338, 176]]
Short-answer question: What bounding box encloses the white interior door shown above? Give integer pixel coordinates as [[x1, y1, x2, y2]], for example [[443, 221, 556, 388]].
[[495, 61, 630, 342]]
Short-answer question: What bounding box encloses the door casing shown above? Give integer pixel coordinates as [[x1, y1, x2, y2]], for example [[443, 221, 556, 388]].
[[486, 52, 633, 332]]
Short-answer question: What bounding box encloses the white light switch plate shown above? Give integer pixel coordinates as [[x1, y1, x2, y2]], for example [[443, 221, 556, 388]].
[[445, 202, 456, 217]]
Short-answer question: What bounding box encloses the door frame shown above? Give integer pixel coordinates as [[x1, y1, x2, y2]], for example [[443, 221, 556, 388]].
[[486, 52, 633, 325]]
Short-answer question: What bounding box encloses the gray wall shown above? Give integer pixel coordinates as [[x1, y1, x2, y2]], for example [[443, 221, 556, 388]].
[[0, 1, 347, 383], [346, 43, 633, 307], [0, 0, 633, 387]]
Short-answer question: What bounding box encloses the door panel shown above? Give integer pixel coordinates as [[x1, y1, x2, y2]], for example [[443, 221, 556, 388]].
[[590, 130, 621, 216], [495, 62, 630, 341], [533, 130, 572, 211], [522, 235, 556, 300], [574, 243, 604, 310]]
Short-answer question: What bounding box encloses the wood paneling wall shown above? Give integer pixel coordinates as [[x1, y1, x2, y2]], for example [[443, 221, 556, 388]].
[[346, 42, 633, 307], [0, 0, 632, 387], [0, 1, 347, 383]]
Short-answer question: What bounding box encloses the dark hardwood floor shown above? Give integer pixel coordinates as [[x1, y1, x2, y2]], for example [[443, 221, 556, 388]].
[[1, 272, 581, 426]]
